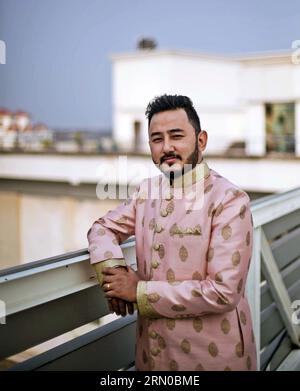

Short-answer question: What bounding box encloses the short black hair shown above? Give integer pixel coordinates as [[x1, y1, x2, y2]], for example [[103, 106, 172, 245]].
[[145, 94, 201, 136]]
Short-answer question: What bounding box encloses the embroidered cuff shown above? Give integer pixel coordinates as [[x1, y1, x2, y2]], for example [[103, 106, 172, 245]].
[[93, 258, 127, 286], [136, 281, 160, 318]]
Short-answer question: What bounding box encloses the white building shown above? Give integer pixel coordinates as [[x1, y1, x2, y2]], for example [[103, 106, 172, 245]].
[[112, 49, 300, 156]]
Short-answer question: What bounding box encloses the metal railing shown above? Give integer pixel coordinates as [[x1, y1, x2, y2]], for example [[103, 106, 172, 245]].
[[1, 187, 300, 370]]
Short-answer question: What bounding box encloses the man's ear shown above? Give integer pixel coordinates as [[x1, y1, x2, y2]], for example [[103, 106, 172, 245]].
[[198, 130, 208, 152]]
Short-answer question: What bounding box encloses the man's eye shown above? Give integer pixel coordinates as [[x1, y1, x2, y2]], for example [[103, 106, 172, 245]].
[[173, 135, 183, 139], [152, 138, 162, 142]]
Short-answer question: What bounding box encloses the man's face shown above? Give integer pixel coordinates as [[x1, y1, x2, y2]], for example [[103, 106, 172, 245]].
[[148, 108, 207, 178]]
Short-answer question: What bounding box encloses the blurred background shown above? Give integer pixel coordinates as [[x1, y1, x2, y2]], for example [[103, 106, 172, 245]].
[[1, 0, 300, 269]]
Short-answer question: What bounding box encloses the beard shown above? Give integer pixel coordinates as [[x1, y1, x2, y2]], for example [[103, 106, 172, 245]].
[[153, 141, 200, 182]]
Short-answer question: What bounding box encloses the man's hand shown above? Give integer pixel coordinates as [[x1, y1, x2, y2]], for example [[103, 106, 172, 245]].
[[102, 266, 140, 302], [107, 297, 134, 317], [102, 266, 134, 317]]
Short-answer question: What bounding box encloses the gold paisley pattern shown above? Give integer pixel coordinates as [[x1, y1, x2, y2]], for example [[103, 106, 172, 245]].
[[192, 271, 202, 280], [147, 293, 161, 303], [225, 187, 241, 196], [195, 363, 205, 371], [208, 342, 219, 357], [193, 317, 203, 333], [158, 335, 166, 350], [224, 366, 232, 371], [214, 203, 224, 217], [237, 278, 243, 294], [217, 297, 228, 305], [235, 341, 244, 358], [181, 339, 191, 354], [240, 310, 247, 325], [158, 244, 165, 259], [221, 318, 231, 334], [149, 218, 155, 230], [232, 250, 241, 266], [246, 231, 250, 246], [215, 272, 223, 283], [142, 349, 148, 364], [169, 360, 179, 371], [149, 357, 155, 370], [166, 319, 176, 330], [208, 202, 215, 217], [116, 216, 127, 224], [222, 225, 232, 240], [166, 201, 175, 214], [239, 205, 247, 219], [192, 289, 202, 298], [166, 268, 175, 282], [104, 250, 113, 259], [171, 304, 186, 312], [112, 238, 118, 245], [207, 247, 214, 262], [204, 183, 214, 194], [97, 228, 106, 236], [179, 245, 188, 262], [246, 356, 252, 370]]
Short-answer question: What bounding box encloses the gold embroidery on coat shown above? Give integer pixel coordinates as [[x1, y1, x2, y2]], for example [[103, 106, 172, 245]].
[[232, 250, 241, 266], [104, 250, 113, 258], [208, 342, 219, 357], [193, 317, 203, 332], [179, 245, 188, 262], [147, 293, 161, 303], [181, 339, 191, 354], [171, 304, 186, 312], [169, 223, 202, 237], [166, 318, 176, 330], [169, 360, 178, 371], [221, 225, 232, 240], [221, 318, 231, 334]]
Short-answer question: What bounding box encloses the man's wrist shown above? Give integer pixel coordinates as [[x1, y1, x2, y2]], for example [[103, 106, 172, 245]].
[[93, 258, 126, 286]]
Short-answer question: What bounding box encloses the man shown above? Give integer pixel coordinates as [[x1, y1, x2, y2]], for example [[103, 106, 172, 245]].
[[88, 94, 257, 371]]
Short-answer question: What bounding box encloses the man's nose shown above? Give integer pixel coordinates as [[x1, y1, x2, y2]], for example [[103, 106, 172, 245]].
[[162, 139, 175, 154]]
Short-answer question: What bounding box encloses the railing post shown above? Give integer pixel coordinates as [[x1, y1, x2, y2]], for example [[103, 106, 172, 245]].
[[246, 225, 261, 370]]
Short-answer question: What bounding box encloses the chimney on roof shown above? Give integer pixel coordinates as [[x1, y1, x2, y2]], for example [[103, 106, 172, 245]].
[[137, 38, 157, 51]]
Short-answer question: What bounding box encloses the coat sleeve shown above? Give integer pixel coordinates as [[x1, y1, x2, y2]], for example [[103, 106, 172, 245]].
[[137, 190, 253, 319], [87, 184, 142, 274]]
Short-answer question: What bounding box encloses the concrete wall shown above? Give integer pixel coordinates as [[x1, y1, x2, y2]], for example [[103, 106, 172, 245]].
[[0, 192, 120, 269]]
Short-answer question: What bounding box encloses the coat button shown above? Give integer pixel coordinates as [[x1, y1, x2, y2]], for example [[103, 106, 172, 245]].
[[160, 209, 168, 217], [151, 260, 160, 269], [165, 193, 173, 201], [153, 243, 160, 251], [155, 224, 163, 233], [150, 347, 161, 356], [149, 330, 158, 339]]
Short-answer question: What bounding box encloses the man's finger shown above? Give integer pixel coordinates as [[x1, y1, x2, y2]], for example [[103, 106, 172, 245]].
[[102, 267, 121, 275], [118, 299, 127, 317], [107, 299, 113, 313], [126, 302, 134, 315], [102, 275, 114, 283], [110, 298, 120, 315]]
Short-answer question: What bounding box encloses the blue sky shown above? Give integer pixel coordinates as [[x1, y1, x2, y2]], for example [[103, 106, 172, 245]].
[[0, 0, 300, 130]]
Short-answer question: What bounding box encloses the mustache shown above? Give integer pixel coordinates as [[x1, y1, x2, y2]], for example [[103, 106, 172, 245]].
[[160, 154, 181, 163]]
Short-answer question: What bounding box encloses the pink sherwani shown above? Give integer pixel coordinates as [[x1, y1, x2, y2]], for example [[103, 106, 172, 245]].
[[88, 160, 257, 371]]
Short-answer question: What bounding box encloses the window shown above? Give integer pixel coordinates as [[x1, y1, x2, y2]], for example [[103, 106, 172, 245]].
[[133, 120, 142, 151], [265, 102, 295, 154]]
